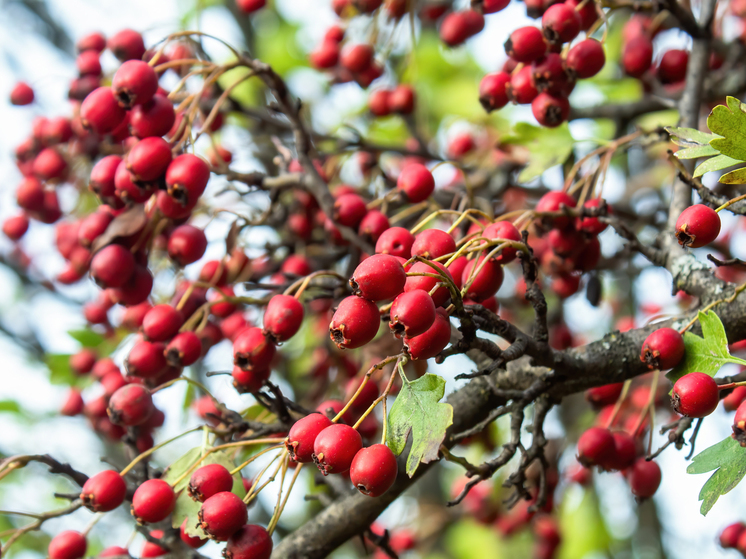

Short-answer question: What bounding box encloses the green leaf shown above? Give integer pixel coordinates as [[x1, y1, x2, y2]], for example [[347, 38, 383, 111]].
[[708, 97, 746, 161], [501, 123, 574, 183], [667, 311, 746, 384], [674, 145, 720, 160], [687, 435, 746, 515], [0, 400, 21, 413], [720, 166, 746, 184], [387, 372, 453, 477], [172, 491, 208, 539], [665, 126, 720, 147], [67, 328, 106, 348], [693, 154, 742, 177], [161, 448, 202, 492]]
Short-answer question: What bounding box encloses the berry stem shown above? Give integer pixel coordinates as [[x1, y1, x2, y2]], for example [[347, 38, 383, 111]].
[[266, 454, 289, 536], [268, 461, 302, 536], [283, 270, 346, 299], [244, 450, 286, 505], [332, 354, 402, 423], [81, 512, 103, 537], [717, 380, 746, 391], [678, 279, 746, 334], [715, 193, 746, 213], [229, 444, 286, 475], [119, 425, 204, 476], [350, 357, 402, 433], [604, 379, 632, 429]]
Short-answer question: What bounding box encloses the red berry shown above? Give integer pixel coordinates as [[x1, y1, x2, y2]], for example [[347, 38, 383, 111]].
[[404, 261, 453, 307], [483, 0, 510, 12], [607, 432, 637, 471], [532, 92, 570, 128], [507, 65, 538, 105], [165, 331, 202, 367], [61, 389, 85, 416], [350, 444, 398, 497], [448, 133, 475, 158], [542, 3, 581, 44], [233, 327, 276, 372], [628, 458, 661, 499], [369, 89, 391, 116], [69, 348, 97, 375], [375, 226, 415, 258], [167, 224, 207, 266], [734, 400, 746, 445], [130, 95, 176, 138], [576, 426, 615, 467], [112, 60, 159, 108], [281, 254, 313, 277], [91, 244, 135, 288], [313, 423, 363, 475], [535, 191, 576, 229], [10, 81, 34, 106], [483, 221, 522, 264], [126, 339, 168, 378], [49, 531, 87, 559], [108, 29, 146, 61], [224, 525, 273, 559], [566, 39, 605, 79], [76, 50, 102, 76], [100, 546, 130, 558], [657, 49, 689, 84], [671, 372, 719, 417], [110, 265, 153, 306], [89, 154, 121, 199], [585, 383, 624, 407], [403, 308, 451, 360], [141, 530, 167, 558], [623, 36, 653, 78], [531, 54, 574, 96], [723, 385, 746, 412], [640, 327, 685, 370], [3, 214, 30, 241], [389, 85, 415, 114], [107, 384, 154, 426], [390, 289, 436, 338], [189, 464, 234, 502], [81, 87, 127, 134], [236, 0, 267, 13], [358, 210, 390, 242], [675, 204, 720, 248], [397, 163, 435, 203], [181, 519, 207, 548], [440, 12, 472, 46], [461, 256, 504, 300], [16, 177, 45, 213], [78, 210, 114, 247], [505, 27, 546, 63], [565, 0, 597, 30], [463, 9, 485, 35], [577, 198, 609, 234], [310, 40, 340, 69], [286, 413, 334, 463], [263, 294, 304, 342], [412, 229, 456, 260], [340, 44, 374, 73], [142, 304, 183, 342], [81, 470, 127, 512], [479, 72, 511, 112], [329, 296, 381, 349], [77, 32, 106, 53], [33, 147, 68, 181], [165, 153, 211, 208], [351, 254, 407, 301], [127, 137, 172, 182], [334, 193, 368, 227], [720, 522, 746, 548], [131, 479, 176, 523]]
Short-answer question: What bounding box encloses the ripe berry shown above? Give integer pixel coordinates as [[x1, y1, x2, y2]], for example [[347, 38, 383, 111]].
[[350, 444, 398, 497], [310, 40, 340, 69], [263, 294, 304, 342], [483, 221, 522, 263], [61, 389, 85, 416], [577, 198, 609, 235], [403, 308, 451, 360], [69, 349, 97, 375], [286, 413, 334, 463], [224, 525, 273, 559], [108, 384, 154, 426], [112, 60, 159, 108], [236, 0, 267, 12], [723, 385, 746, 412], [735, 400, 746, 445], [330, 296, 381, 349], [535, 191, 576, 229], [127, 137, 172, 182], [165, 331, 202, 367], [131, 479, 176, 523], [461, 256, 504, 300], [16, 177, 45, 213], [542, 3, 581, 44], [88, 154, 121, 199], [110, 265, 154, 306], [657, 49, 689, 84], [507, 65, 538, 105], [231, 365, 270, 393], [77, 32, 106, 53], [3, 214, 30, 241], [10, 81, 34, 106], [479, 72, 511, 112], [504, 27, 546, 64], [91, 244, 135, 288], [586, 383, 623, 407], [640, 328, 685, 370], [623, 36, 653, 78], [334, 193, 368, 227], [81, 470, 127, 512], [167, 224, 207, 266], [565, 0, 598, 29], [720, 523, 746, 548], [566, 39, 605, 79], [412, 229, 456, 260], [81, 87, 127, 134], [126, 339, 168, 378], [532, 54, 574, 96], [358, 210, 390, 243], [100, 546, 130, 558], [78, 210, 114, 247], [33, 148, 68, 181], [48, 531, 87, 559], [532, 92, 570, 128], [233, 327, 276, 372], [313, 423, 363, 475], [351, 254, 407, 301], [340, 44, 374, 73], [390, 289, 436, 338], [375, 226, 415, 258], [142, 304, 183, 342], [181, 519, 207, 548], [397, 163, 434, 203], [675, 204, 720, 248], [140, 530, 167, 558], [577, 426, 615, 467], [389, 85, 415, 114], [483, 0, 510, 12], [440, 12, 472, 46], [369, 89, 391, 116], [671, 372, 719, 417], [628, 458, 661, 500], [166, 154, 211, 208], [607, 432, 637, 471], [130, 95, 176, 138], [108, 29, 146, 61], [198, 491, 248, 541], [404, 261, 453, 307]]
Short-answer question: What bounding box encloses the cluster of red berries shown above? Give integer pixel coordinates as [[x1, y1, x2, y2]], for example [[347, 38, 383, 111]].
[[720, 521, 746, 556]]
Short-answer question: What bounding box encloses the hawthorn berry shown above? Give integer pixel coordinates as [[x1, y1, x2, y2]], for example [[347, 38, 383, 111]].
[[131, 478, 176, 523], [658, 49, 689, 84], [461, 256, 504, 300], [479, 72, 511, 112], [310, 40, 340, 69], [369, 89, 391, 116], [566, 39, 605, 79], [127, 137, 172, 182], [720, 523, 746, 548], [389, 85, 415, 114], [542, 3, 581, 44], [671, 372, 719, 417], [112, 60, 159, 108], [70, 348, 97, 375], [576, 426, 615, 467], [507, 66, 539, 105], [440, 12, 472, 47], [81, 87, 127, 134], [126, 339, 168, 378], [140, 530, 167, 558], [350, 254, 407, 302], [535, 191, 576, 229], [504, 27, 546, 63], [100, 546, 131, 558], [532, 53, 574, 96], [3, 214, 30, 241], [167, 224, 207, 266], [198, 491, 248, 541], [108, 29, 146, 61], [397, 163, 434, 203], [675, 204, 721, 248], [130, 95, 176, 138], [623, 36, 654, 78], [375, 226, 415, 258], [286, 413, 334, 463], [181, 519, 207, 548], [48, 531, 87, 559], [334, 193, 368, 227], [142, 304, 183, 342], [91, 244, 135, 288], [340, 44, 374, 73], [224, 525, 273, 559], [358, 210, 390, 243], [577, 198, 610, 234], [390, 289, 437, 338], [33, 147, 68, 181], [404, 261, 453, 307], [110, 265, 154, 306], [107, 384, 154, 426], [233, 327, 276, 372], [411, 229, 456, 260], [10, 81, 34, 106], [350, 444, 398, 497], [607, 432, 637, 471], [640, 327, 685, 370], [81, 470, 127, 512], [483, 221, 522, 263], [628, 458, 661, 500], [532, 92, 570, 128], [586, 383, 624, 407], [165, 331, 202, 367], [723, 385, 746, 412], [313, 423, 363, 475], [403, 308, 451, 360], [61, 388, 85, 416], [263, 294, 304, 342], [330, 296, 381, 349], [236, 0, 267, 12], [483, 0, 510, 12]]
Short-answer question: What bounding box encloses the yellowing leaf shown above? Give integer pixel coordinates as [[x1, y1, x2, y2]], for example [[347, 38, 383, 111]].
[[708, 96, 746, 161], [693, 154, 741, 178], [720, 167, 746, 184]]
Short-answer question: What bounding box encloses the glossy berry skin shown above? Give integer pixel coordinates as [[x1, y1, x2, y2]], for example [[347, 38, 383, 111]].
[[412, 229, 456, 260], [108, 29, 146, 61], [340, 44, 374, 73], [131, 479, 176, 523], [376, 226, 415, 258], [585, 383, 624, 407], [286, 413, 334, 463], [675, 204, 720, 248], [566, 39, 605, 79], [671, 372, 719, 418], [165, 331, 202, 367], [127, 137, 172, 182], [389, 85, 415, 114], [334, 193, 368, 227], [658, 49, 689, 84], [440, 12, 472, 46], [358, 210, 390, 243], [479, 72, 510, 112], [107, 384, 154, 426], [81, 87, 127, 134], [461, 257, 504, 301], [224, 525, 273, 559], [329, 296, 381, 349], [351, 254, 407, 302], [10, 81, 34, 105], [167, 224, 207, 266], [532, 93, 570, 128], [112, 60, 159, 108], [507, 66, 538, 104], [720, 523, 746, 548], [350, 444, 398, 497], [542, 3, 581, 44], [576, 426, 615, 467], [723, 385, 746, 412], [397, 163, 434, 203], [403, 308, 451, 360], [141, 530, 167, 558], [535, 191, 576, 229], [3, 214, 30, 241], [49, 531, 87, 559], [181, 519, 207, 549], [504, 27, 546, 64], [142, 305, 183, 342], [404, 261, 453, 307], [232, 365, 271, 393], [623, 36, 654, 78], [628, 458, 661, 500], [237, 0, 267, 12], [390, 289, 436, 338], [81, 470, 127, 512], [640, 328, 685, 370], [165, 153, 211, 208], [126, 339, 167, 378], [483, 221, 522, 264], [263, 294, 304, 342], [566, 0, 598, 29], [130, 95, 176, 138], [531, 53, 574, 96], [607, 432, 637, 471], [313, 423, 363, 475], [198, 491, 248, 541], [90, 244, 135, 288], [233, 327, 276, 372]]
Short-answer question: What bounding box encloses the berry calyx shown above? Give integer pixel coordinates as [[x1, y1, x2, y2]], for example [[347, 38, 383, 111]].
[[350, 444, 398, 497], [81, 470, 127, 512], [504, 27, 546, 63], [532, 92, 570, 128], [165, 331, 202, 367], [675, 204, 721, 248], [285, 413, 334, 463], [329, 296, 381, 349], [671, 372, 719, 418], [542, 3, 581, 44], [313, 423, 363, 475], [640, 328, 685, 370], [107, 384, 154, 426], [233, 327, 276, 372], [390, 289, 437, 339], [112, 60, 159, 109], [188, 464, 235, 502], [263, 294, 305, 342], [479, 72, 510, 112]]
